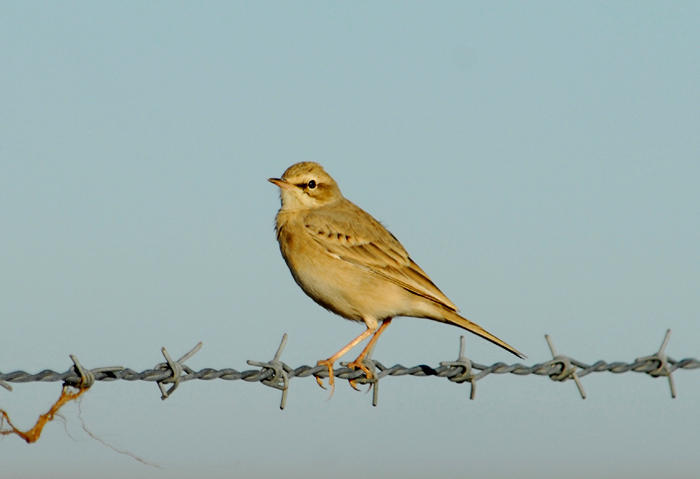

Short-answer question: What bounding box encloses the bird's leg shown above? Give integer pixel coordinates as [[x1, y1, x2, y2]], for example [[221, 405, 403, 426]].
[[346, 318, 393, 390], [316, 327, 375, 393]]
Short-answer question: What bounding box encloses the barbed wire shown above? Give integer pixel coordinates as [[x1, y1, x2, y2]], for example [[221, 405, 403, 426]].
[[1, 330, 698, 410]]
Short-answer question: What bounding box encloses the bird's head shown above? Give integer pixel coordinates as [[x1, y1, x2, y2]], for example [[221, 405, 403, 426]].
[[268, 162, 343, 210]]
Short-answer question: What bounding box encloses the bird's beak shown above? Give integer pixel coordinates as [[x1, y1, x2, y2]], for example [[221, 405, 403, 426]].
[[268, 177, 294, 190]]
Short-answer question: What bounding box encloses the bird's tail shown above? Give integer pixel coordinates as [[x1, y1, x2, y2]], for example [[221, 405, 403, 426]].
[[444, 310, 525, 359]]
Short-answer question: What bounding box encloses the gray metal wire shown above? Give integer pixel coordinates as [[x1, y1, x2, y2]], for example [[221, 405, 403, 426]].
[[1, 330, 697, 408]]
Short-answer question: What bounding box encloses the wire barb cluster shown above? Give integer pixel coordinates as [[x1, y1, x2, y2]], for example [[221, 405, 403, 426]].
[[1, 330, 698, 409]]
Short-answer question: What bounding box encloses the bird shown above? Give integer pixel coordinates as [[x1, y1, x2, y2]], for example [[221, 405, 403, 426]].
[[268, 161, 523, 391]]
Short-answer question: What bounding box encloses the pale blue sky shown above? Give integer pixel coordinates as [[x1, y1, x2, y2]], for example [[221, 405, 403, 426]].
[[1, 2, 699, 478]]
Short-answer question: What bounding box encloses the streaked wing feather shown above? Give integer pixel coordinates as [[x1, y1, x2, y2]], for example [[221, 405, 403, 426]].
[[303, 201, 458, 311]]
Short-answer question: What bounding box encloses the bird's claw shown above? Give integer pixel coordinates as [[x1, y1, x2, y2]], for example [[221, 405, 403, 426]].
[[346, 358, 374, 391], [315, 359, 335, 395], [348, 378, 362, 392], [315, 357, 374, 394]]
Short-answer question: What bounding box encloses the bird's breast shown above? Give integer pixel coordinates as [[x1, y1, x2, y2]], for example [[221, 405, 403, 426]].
[[275, 214, 365, 320]]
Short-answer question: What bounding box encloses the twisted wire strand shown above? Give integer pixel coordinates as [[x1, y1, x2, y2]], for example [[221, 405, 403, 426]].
[[1, 331, 697, 408], [1, 356, 698, 385]]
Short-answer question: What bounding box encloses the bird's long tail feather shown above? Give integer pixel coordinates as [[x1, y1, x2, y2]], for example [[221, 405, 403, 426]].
[[445, 311, 525, 359]]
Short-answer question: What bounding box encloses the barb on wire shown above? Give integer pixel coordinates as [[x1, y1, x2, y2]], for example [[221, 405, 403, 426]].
[[440, 336, 477, 400], [247, 334, 292, 409], [155, 342, 202, 400], [544, 335, 586, 399], [65, 355, 123, 389], [635, 329, 676, 398]]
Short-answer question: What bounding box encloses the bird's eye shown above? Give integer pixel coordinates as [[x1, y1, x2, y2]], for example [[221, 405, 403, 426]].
[[307, 180, 316, 189]]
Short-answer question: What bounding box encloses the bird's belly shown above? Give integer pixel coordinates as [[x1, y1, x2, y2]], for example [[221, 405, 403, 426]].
[[283, 248, 405, 322]]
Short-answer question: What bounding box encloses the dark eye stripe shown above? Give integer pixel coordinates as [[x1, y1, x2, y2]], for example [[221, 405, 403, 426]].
[[296, 180, 317, 190]]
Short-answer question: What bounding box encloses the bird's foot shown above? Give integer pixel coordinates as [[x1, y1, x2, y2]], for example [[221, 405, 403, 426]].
[[315, 358, 336, 394], [346, 358, 374, 391]]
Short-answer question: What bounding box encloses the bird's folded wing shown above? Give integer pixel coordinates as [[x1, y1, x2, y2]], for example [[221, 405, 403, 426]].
[[303, 202, 458, 312]]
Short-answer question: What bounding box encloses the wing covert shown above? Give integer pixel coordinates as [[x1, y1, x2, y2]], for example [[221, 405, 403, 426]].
[[302, 201, 458, 311]]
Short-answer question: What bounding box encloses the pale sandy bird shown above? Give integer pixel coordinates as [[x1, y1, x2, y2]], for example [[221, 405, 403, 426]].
[[269, 162, 523, 390]]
